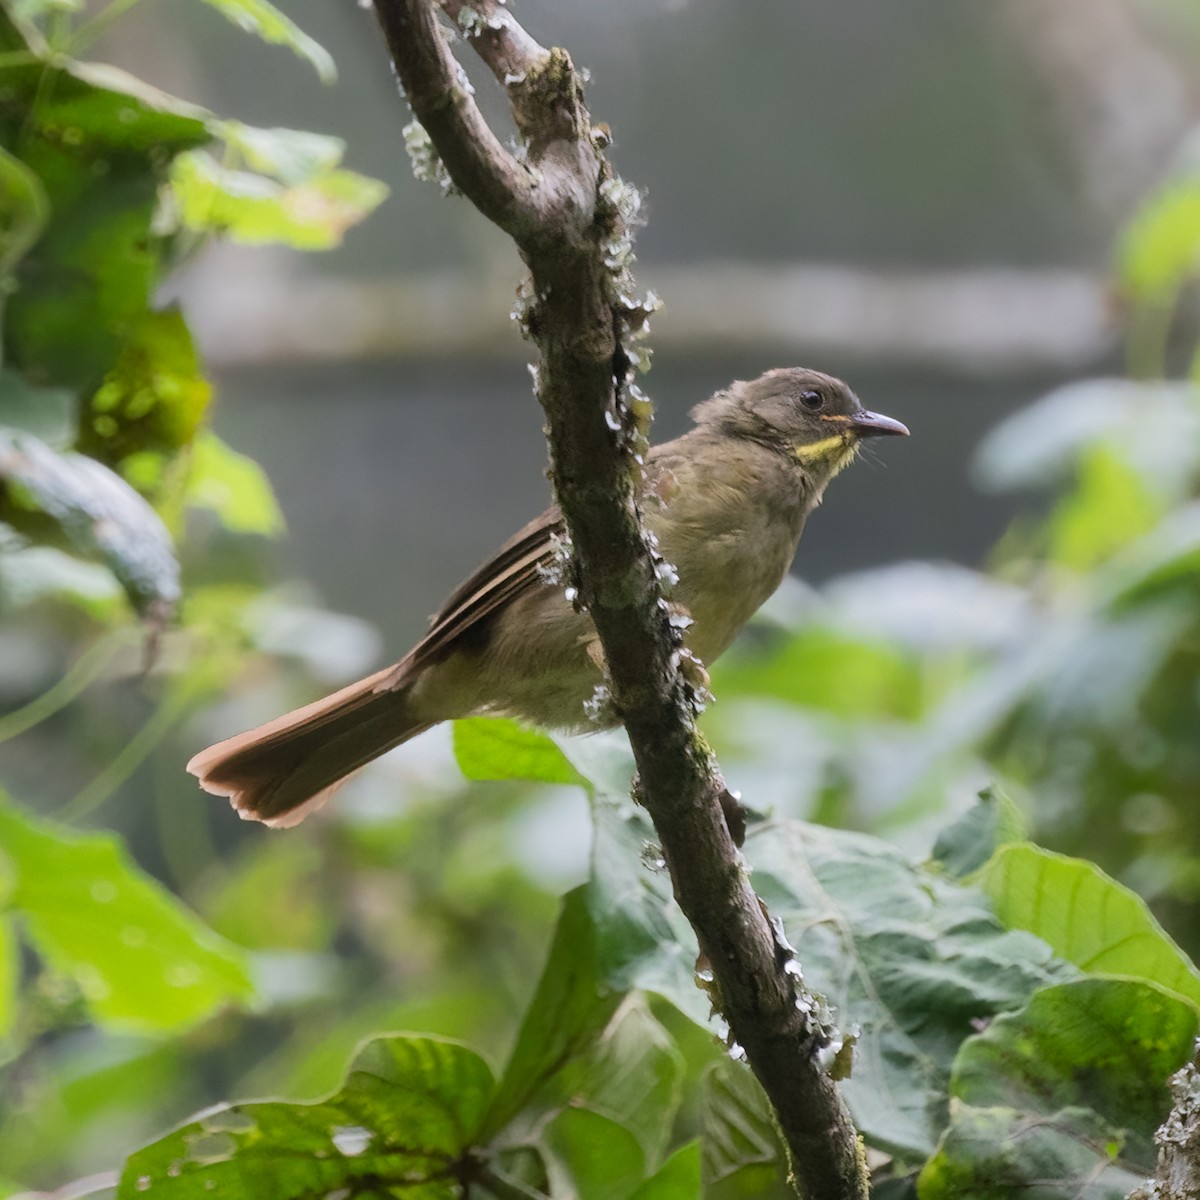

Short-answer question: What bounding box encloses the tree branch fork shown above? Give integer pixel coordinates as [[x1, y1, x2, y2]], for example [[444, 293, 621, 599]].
[[371, 3, 868, 1196]]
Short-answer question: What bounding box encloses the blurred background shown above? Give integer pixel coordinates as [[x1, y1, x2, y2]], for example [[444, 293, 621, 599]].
[[6, 0, 1200, 1190]]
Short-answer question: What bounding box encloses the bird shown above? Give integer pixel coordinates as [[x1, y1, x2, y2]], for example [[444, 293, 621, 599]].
[[188, 367, 908, 828]]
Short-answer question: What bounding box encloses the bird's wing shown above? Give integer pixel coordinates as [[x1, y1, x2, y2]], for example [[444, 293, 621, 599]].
[[382, 505, 565, 683]]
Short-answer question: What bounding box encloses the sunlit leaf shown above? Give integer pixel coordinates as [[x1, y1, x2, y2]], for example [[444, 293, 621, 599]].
[[217, 121, 346, 184], [119, 1035, 494, 1197], [979, 843, 1200, 1007], [78, 308, 212, 477], [919, 978, 1197, 1198], [0, 428, 179, 615], [454, 717, 585, 787], [170, 149, 386, 249], [192, 0, 337, 83], [1119, 180, 1200, 303], [1048, 447, 1164, 572], [187, 431, 284, 535], [0, 795, 253, 1033]]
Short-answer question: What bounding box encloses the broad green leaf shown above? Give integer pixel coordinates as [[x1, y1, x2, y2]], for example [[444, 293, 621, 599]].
[[545, 996, 684, 1170], [979, 843, 1200, 1007], [541, 1106, 646, 1200], [79, 308, 212, 474], [171, 149, 386, 249], [119, 1035, 494, 1198], [931, 787, 1025, 880], [743, 819, 1074, 1158], [1119, 180, 1200, 302], [482, 888, 621, 1137], [701, 1059, 789, 1200], [0, 144, 47, 276], [0, 428, 179, 615], [587, 794, 706, 1025], [919, 978, 1197, 1198], [454, 717, 585, 786], [1048, 447, 1164, 572], [186, 431, 284, 535], [631, 1141, 701, 1200], [193, 0, 337, 83], [0, 796, 253, 1032], [217, 121, 346, 184]]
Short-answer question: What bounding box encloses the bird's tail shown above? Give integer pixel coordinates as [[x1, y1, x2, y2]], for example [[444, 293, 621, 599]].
[[187, 665, 431, 827]]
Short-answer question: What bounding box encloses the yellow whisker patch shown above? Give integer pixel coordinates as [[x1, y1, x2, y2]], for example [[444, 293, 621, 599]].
[[794, 435, 851, 462]]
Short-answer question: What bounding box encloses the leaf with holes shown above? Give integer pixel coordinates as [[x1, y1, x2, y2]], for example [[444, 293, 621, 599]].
[[119, 1035, 494, 1198]]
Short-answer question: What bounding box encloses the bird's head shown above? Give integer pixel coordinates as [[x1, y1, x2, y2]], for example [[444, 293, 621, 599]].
[[692, 367, 909, 487]]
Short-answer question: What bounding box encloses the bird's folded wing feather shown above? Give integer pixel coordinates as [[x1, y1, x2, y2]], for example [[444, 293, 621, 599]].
[[378, 505, 565, 686]]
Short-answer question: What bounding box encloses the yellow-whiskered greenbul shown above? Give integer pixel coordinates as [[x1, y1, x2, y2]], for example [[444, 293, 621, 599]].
[[189, 367, 909, 826]]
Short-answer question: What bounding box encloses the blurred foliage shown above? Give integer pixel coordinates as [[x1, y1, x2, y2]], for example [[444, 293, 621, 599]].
[[4, 2, 1200, 1199]]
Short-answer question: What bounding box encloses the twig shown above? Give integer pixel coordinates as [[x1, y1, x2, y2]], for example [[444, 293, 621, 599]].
[[371, 3, 868, 1195]]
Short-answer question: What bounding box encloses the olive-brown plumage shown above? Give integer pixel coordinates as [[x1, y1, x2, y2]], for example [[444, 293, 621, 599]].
[[188, 368, 908, 826]]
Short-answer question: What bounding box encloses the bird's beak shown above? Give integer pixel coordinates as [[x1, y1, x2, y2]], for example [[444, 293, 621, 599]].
[[851, 410, 909, 438]]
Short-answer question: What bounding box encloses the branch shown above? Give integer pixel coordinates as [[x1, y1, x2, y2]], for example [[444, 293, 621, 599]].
[[371, 3, 868, 1196]]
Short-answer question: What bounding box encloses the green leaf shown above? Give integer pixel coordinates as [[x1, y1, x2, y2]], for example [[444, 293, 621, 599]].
[[79, 308, 212, 475], [0, 428, 179, 615], [193, 0, 337, 83], [918, 978, 1197, 1198], [931, 787, 1025, 880], [545, 996, 684, 1171], [119, 1034, 494, 1198], [1119, 180, 1200, 303], [0, 917, 15, 1042], [587, 794, 706, 1025], [0, 144, 48, 277], [701, 1059, 789, 1200], [170, 149, 386, 249], [1048, 447, 1165, 572], [482, 888, 621, 1137], [541, 1106, 646, 1200], [186, 431, 284, 535], [454, 717, 586, 786], [630, 1141, 701, 1200], [217, 121, 346, 184], [0, 795, 253, 1033], [742, 819, 1074, 1158], [978, 842, 1200, 1007]]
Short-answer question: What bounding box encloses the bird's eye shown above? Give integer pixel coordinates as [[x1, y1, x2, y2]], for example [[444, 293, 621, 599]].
[[799, 390, 824, 412]]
